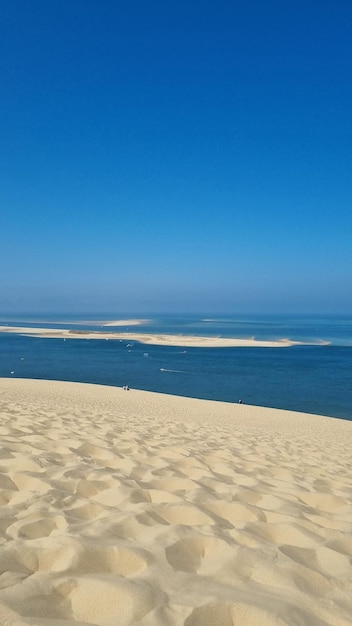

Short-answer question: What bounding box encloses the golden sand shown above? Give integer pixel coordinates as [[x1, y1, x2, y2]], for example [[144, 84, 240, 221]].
[[0, 378, 351, 625]]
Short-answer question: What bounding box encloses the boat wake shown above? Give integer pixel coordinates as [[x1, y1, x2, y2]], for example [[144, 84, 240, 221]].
[[160, 368, 189, 374]]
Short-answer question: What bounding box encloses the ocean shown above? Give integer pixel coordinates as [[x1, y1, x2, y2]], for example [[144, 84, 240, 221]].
[[0, 314, 351, 421]]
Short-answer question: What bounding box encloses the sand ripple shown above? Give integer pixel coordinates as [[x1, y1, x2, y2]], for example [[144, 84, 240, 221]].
[[0, 378, 351, 626]]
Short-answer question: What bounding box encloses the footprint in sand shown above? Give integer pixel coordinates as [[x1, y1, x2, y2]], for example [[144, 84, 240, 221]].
[[152, 504, 214, 526], [184, 598, 328, 626], [59, 576, 164, 626], [66, 542, 150, 576], [165, 536, 233, 573]]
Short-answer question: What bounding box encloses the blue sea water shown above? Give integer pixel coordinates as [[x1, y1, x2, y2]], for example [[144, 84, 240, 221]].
[[0, 314, 351, 421]]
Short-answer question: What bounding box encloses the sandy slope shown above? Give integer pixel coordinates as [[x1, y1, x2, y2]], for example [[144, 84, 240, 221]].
[[0, 378, 351, 625]]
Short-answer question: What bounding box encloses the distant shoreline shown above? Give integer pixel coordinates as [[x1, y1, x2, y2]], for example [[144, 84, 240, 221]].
[[0, 325, 329, 348]]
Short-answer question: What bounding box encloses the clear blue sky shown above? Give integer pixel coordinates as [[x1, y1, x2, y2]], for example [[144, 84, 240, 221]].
[[1, 1, 351, 314]]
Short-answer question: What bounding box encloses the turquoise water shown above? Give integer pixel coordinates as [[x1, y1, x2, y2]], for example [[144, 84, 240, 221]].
[[0, 314, 351, 420]]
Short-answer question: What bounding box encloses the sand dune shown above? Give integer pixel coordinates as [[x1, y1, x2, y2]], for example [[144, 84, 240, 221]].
[[0, 378, 351, 625]]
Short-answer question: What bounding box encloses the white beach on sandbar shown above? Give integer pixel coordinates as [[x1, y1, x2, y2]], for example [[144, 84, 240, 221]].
[[0, 378, 351, 626], [0, 326, 309, 347], [100, 319, 150, 327]]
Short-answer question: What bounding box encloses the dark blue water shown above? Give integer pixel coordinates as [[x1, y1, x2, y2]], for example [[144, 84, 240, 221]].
[[0, 314, 351, 420]]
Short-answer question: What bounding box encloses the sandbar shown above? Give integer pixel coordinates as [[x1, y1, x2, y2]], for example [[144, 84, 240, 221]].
[[0, 326, 307, 347], [100, 318, 150, 326], [0, 377, 351, 625]]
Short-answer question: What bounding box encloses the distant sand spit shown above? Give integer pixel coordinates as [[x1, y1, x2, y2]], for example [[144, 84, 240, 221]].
[[101, 319, 150, 327], [0, 378, 351, 626], [0, 326, 308, 347]]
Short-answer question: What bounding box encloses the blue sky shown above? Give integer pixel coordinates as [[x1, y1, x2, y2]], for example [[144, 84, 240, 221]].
[[1, 1, 351, 314]]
